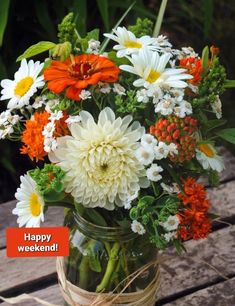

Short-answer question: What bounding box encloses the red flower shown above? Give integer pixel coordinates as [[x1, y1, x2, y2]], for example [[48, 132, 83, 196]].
[[180, 57, 202, 86], [44, 54, 120, 101]]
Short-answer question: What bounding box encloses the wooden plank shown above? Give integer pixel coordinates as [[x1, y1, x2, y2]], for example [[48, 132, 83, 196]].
[[0, 284, 63, 306], [0, 201, 64, 248], [0, 250, 57, 293], [159, 225, 235, 300], [162, 277, 235, 306], [208, 180, 235, 218]]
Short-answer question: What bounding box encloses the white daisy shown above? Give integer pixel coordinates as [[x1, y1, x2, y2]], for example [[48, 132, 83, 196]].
[[49, 107, 149, 210], [12, 174, 44, 227], [196, 143, 224, 172], [0, 59, 44, 109], [160, 215, 180, 231], [120, 49, 192, 91], [131, 220, 146, 235], [104, 26, 159, 58], [146, 164, 163, 182], [135, 145, 155, 166]]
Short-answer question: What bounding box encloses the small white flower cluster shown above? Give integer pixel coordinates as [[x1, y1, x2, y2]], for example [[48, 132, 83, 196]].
[[123, 190, 139, 210], [137, 87, 192, 118], [86, 39, 101, 54], [79, 89, 92, 100], [177, 46, 199, 60], [42, 110, 63, 153], [131, 220, 146, 235], [136, 134, 178, 182], [160, 182, 180, 194], [45, 98, 60, 113], [211, 95, 222, 119], [65, 115, 81, 126], [0, 110, 21, 139], [160, 215, 180, 242], [32, 96, 46, 109], [97, 82, 126, 96]]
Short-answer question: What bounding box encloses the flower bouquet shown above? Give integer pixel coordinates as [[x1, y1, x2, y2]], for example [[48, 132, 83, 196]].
[[1, 7, 235, 306]]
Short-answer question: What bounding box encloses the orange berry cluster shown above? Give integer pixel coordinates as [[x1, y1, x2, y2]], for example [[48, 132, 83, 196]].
[[150, 115, 198, 163]]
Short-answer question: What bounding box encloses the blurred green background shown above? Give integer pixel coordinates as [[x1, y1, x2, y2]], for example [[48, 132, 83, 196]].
[[0, 0, 235, 202]]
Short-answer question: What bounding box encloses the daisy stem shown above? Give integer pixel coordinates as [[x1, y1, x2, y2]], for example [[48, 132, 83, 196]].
[[153, 0, 168, 37], [96, 242, 120, 293]]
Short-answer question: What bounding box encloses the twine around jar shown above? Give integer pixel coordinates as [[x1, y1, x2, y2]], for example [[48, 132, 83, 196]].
[[56, 256, 161, 306]]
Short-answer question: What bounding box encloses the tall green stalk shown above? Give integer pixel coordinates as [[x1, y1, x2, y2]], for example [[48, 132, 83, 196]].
[[153, 0, 168, 37]]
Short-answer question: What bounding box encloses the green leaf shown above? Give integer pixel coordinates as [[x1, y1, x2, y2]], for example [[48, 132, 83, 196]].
[[34, 0, 56, 41], [84, 208, 107, 226], [139, 196, 155, 206], [207, 212, 220, 220], [97, 0, 109, 31], [216, 128, 235, 144], [224, 80, 235, 88], [173, 239, 186, 254], [206, 119, 227, 131], [202, 0, 213, 38], [108, 51, 128, 66], [80, 29, 100, 52], [89, 253, 102, 272], [0, 0, 10, 47], [44, 190, 66, 202], [16, 41, 56, 62], [201, 46, 209, 76], [73, 0, 87, 37]]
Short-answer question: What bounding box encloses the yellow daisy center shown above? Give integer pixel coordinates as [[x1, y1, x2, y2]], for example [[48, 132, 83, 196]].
[[14, 77, 34, 97], [147, 70, 161, 83], [124, 40, 142, 49], [29, 192, 42, 216], [199, 144, 215, 158]]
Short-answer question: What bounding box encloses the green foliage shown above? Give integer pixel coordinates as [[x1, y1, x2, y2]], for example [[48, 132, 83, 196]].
[[130, 195, 180, 250], [115, 90, 145, 115], [216, 128, 235, 144], [128, 18, 153, 37], [208, 170, 220, 187], [29, 164, 66, 195], [224, 80, 235, 88], [192, 57, 227, 108], [50, 42, 72, 61], [16, 41, 56, 62], [57, 12, 78, 45], [0, 0, 10, 47], [79, 29, 100, 52], [96, 0, 109, 31], [201, 46, 209, 76]]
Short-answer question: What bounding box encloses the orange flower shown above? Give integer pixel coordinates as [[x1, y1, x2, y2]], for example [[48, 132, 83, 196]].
[[20, 111, 69, 161], [21, 111, 50, 161], [177, 177, 211, 240], [179, 57, 202, 86], [44, 54, 120, 101]]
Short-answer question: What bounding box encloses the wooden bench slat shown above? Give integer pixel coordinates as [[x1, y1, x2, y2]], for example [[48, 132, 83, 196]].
[[162, 277, 235, 306], [0, 284, 63, 306], [159, 225, 235, 300]]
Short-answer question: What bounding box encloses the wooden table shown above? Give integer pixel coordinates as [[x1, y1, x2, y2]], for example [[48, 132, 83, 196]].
[[0, 147, 235, 306]]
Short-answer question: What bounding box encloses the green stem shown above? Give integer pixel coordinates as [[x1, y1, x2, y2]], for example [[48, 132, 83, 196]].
[[153, 0, 168, 37], [96, 242, 120, 293], [78, 256, 90, 289], [46, 202, 74, 210]]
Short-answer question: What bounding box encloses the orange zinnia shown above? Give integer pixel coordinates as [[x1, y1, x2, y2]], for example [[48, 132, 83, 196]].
[[44, 54, 120, 101]]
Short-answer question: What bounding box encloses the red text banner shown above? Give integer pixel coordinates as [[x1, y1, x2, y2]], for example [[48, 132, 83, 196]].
[[6, 227, 69, 257]]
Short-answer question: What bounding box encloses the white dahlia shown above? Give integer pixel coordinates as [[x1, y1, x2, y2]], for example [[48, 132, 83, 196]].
[[49, 107, 149, 210]]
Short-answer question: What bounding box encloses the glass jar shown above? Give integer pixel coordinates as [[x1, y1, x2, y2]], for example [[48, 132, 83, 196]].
[[64, 211, 158, 293]]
